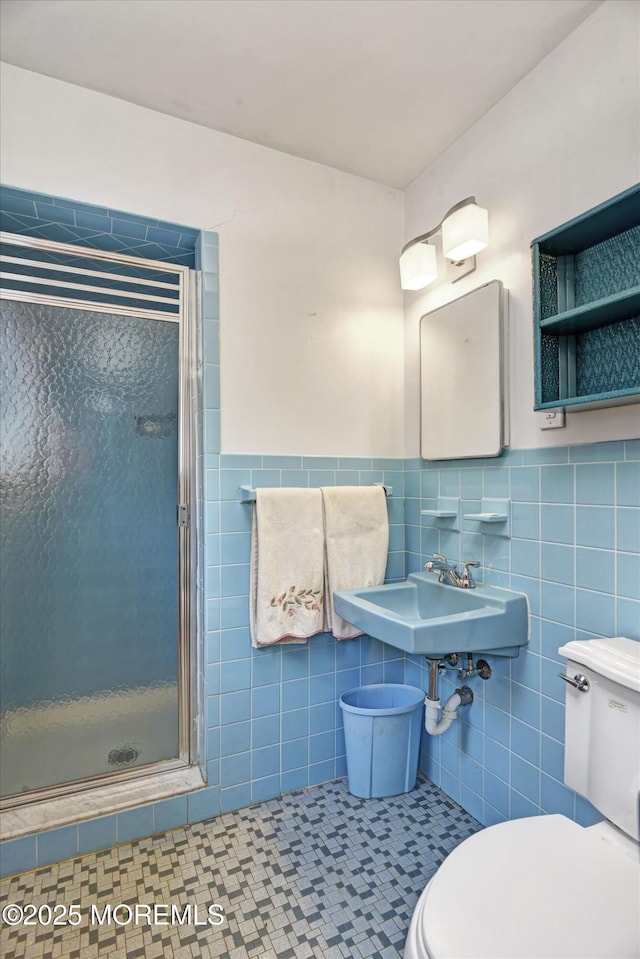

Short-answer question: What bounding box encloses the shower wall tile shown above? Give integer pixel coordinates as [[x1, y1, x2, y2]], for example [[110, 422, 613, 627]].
[[0, 185, 199, 267]]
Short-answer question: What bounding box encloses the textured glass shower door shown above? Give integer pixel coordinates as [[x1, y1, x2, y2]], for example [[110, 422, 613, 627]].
[[0, 299, 182, 798]]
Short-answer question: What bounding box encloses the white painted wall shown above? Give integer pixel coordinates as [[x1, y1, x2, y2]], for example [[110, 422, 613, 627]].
[[403, 0, 640, 455], [0, 64, 405, 457]]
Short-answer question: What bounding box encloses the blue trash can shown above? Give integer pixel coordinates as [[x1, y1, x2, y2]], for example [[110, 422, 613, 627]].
[[339, 684, 425, 799]]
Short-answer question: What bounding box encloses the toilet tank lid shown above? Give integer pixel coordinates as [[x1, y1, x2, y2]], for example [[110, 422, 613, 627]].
[[559, 637, 640, 692]]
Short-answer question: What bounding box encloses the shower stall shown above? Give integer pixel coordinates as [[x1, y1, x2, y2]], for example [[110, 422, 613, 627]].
[[0, 233, 195, 807]]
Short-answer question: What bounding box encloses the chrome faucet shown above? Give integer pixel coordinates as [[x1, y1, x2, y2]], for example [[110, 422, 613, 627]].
[[424, 554, 479, 589]]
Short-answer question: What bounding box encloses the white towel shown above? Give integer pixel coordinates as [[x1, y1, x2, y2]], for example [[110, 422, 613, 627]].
[[322, 486, 389, 640], [250, 488, 325, 647]]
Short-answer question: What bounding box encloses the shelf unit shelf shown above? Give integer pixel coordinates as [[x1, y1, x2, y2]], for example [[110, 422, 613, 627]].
[[463, 513, 508, 523], [462, 499, 511, 537], [535, 386, 640, 412], [539, 285, 640, 336], [420, 497, 460, 531], [532, 184, 640, 412]]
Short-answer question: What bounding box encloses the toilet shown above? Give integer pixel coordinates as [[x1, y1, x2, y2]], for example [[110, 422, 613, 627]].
[[404, 636, 640, 959]]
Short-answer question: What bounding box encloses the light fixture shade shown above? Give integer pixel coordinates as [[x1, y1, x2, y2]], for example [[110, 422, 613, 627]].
[[399, 242, 438, 291], [441, 203, 489, 261]]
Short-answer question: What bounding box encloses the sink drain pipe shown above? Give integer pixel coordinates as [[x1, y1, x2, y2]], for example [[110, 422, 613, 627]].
[[424, 657, 474, 736]]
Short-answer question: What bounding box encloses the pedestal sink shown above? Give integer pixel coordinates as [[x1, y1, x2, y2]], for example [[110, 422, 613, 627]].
[[333, 571, 529, 658]]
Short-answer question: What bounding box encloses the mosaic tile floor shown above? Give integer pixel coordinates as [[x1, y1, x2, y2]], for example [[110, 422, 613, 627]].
[[0, 777, 481, 959]]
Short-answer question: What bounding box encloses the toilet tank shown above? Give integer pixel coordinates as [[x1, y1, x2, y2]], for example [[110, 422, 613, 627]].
[[558, 637, 640, 842]]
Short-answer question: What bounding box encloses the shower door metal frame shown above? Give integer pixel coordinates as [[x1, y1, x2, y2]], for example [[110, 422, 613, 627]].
[[0, 232, 196, 808]]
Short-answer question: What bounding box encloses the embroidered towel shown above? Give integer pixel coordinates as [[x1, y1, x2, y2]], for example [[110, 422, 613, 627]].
[[322, 485, 389, 640], [250, 488, 325, 647]]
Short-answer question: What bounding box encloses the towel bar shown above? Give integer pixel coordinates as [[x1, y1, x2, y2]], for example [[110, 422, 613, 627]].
[[239, 483, 393, 503]]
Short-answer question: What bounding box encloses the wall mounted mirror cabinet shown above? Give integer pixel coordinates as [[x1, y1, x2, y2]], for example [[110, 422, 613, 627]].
[[420, 280, 508, 460]]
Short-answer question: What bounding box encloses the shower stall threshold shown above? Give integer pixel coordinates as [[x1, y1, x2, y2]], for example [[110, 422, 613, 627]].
[[0, 765, 205, 842]]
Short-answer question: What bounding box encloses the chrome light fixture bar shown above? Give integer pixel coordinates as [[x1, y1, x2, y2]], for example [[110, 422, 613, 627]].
[[400, 197, 489, 291]]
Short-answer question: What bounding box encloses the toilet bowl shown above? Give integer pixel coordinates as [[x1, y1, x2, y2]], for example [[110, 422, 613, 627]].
[[405, 637, 640, 959], [404, 814, 639, 959]]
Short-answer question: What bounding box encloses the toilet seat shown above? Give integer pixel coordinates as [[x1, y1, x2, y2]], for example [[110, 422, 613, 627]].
[[405, 814, 640, 959]]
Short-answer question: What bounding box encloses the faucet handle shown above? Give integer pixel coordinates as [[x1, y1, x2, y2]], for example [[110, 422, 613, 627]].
[[432, 553, 447, 563], [461, 560, 480, 588]]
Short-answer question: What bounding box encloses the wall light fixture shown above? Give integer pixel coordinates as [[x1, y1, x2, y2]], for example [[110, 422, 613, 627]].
[[400, 197, 489, 291]]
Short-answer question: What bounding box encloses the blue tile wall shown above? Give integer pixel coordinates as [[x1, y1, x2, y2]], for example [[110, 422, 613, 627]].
[[0, 185, 198, 268], [406, 443, 640, 829], [196, 229, 221, 802], [0, 836, 37, 878], [204, 456, 406, 815]]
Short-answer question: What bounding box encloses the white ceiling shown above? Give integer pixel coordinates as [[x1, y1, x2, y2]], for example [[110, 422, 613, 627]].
[[0, 0, 601, 189]]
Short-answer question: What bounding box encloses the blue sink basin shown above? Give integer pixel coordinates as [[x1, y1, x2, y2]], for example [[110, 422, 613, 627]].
[[333, 571, 529, 658]]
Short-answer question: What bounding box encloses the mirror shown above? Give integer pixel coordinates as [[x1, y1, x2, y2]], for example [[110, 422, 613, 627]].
[[420, 280, 508, 460]]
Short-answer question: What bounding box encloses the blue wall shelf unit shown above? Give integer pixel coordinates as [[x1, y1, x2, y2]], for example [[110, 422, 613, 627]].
[[532, 183, 640, 411]]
